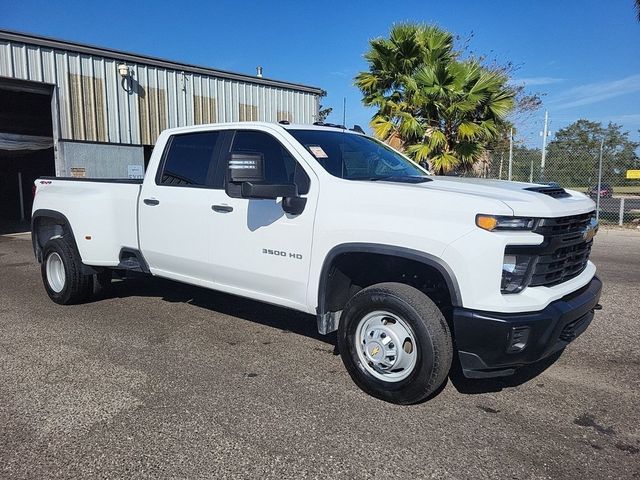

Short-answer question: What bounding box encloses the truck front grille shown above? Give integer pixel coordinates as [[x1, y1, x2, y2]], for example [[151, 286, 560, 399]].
[[528, 212, 595, 287]]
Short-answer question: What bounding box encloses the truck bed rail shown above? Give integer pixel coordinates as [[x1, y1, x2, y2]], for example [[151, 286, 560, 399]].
[[39, 177, 144, 184]]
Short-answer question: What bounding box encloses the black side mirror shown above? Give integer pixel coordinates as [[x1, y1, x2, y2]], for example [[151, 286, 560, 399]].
[[241, 182, 307, 214], [282, 196, 307, 215], [241, 182, 297, 199], [228, 152, 265, 183]]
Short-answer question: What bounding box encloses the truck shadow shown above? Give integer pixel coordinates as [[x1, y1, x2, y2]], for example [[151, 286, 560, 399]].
[[448, 350, 564, 395], [99, 276, 559, 397], [100, 275, 338, 347]]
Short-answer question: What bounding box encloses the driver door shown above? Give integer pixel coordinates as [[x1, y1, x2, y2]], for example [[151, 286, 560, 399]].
[[208, 128, 317, 310]]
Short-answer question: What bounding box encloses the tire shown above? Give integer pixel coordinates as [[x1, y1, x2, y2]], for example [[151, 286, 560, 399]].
[[337, 282, 453, 404], [41, 237, 94, 305]]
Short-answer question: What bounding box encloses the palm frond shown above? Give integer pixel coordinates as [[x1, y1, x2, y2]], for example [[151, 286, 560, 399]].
[[370, 116, 396, 140], [355, 22, 517, 171]]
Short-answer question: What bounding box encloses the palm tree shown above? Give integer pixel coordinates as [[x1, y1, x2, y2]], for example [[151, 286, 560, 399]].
[[355, 24, 516, 174]]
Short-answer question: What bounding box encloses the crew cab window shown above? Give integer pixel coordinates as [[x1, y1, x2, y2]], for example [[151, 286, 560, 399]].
[[231, 130, 310, 194], [159, 131, 221, 187]]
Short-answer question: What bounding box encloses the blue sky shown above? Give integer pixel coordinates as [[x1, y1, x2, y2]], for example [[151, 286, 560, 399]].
[[3, 0, 639, 145]]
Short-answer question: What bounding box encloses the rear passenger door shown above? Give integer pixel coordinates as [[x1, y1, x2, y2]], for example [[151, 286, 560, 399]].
[[139, 130, 226, 286]]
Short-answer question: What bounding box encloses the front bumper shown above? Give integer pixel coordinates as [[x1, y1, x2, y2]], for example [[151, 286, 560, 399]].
[[453, 276, 602, 378]]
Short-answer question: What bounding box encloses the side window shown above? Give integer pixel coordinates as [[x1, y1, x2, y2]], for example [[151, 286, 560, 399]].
[[159, 131, 221, 187], [231, 130, 310, 194]]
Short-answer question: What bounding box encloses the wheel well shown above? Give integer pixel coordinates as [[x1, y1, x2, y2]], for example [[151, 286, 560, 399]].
[[32, 213, 76, 263], [320, 251, 455, 316]]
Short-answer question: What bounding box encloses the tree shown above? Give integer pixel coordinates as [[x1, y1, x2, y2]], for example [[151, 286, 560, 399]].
[[545, 120, 640, 187], [316, 90, 333, 123], [355, 23, 517, 173]]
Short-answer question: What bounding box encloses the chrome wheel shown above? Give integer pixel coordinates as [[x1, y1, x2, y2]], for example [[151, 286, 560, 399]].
[[46, 252, 66, 293], [355, 310, 418, 383]]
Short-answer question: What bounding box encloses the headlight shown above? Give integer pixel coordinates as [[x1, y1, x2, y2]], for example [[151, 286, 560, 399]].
[[476, 215, 536, 231], [501, 254, 533, 293]]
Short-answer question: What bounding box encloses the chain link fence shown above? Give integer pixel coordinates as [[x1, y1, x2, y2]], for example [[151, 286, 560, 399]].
[[468, 144, 640, 227]]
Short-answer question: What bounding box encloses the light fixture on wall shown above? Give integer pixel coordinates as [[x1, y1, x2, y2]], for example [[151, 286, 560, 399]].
[[118, 64, 133, 94], [118, 64, 130, 78]]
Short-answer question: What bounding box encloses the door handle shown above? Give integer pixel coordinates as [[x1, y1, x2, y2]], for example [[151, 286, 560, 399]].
[[212, 204, 233, 213], [143, 198, 160, 206]]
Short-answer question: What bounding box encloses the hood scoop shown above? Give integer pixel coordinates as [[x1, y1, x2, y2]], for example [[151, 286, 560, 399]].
[[524, 186, 570, 198]]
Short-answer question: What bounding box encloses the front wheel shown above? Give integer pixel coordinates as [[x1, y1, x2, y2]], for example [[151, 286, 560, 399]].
[[337, 282, 453, 404]]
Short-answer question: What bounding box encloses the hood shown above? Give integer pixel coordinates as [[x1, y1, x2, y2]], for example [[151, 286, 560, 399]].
[[375, 176, 596, 218]]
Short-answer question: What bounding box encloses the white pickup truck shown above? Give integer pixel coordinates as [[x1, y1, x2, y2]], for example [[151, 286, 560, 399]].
[[32, 122, 602, 404]]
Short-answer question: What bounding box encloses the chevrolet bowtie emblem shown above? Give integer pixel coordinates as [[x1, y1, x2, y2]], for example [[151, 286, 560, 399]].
[[370, 345, 380, 356], [583, 224, 598, 242]]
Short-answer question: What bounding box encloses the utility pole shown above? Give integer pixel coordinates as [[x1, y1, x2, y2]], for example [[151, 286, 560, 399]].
[[595, 137, 604, 223], [529, 157, 534, 183], [540, 110, 549, 181], [508, 127, 513, 181]]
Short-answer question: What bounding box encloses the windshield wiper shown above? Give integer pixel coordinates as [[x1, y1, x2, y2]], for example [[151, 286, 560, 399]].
[[368, 175, 432, 183]]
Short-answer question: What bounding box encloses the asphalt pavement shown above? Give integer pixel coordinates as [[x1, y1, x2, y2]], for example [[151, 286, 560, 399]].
[[0, 229, 638, 479]]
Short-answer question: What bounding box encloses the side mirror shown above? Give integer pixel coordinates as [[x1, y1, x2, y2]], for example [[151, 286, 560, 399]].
[[241, 182, 297, 199], [228, 152, 265, 183], [241, 182, 307, 214], [282, 196, 307, 215]]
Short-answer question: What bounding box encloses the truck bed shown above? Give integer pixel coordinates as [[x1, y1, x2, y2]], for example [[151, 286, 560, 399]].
[[33, 177, 142, 266]]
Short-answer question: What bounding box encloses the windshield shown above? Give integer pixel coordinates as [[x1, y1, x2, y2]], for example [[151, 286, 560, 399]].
[[288, 129, 429, 182]]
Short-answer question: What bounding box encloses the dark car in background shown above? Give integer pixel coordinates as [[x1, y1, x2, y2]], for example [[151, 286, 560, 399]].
[[588, 183, 613, 198]]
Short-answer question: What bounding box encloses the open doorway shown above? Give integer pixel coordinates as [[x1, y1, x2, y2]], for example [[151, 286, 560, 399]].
[[0, 80, 55, 234]]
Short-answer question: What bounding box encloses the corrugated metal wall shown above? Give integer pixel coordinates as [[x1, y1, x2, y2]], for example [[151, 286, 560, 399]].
[[0, 39, 319, 146]]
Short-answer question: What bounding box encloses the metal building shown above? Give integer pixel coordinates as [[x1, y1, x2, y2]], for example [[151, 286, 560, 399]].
[[0, 29, 322, 231]]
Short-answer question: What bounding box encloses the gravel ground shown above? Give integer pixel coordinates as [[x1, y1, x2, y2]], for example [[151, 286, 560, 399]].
[[0, 229, 638, 479]]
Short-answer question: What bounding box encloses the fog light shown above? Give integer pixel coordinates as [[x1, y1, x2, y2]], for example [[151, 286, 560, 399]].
[[501, 254, 533, 293], [507, 326, 530, 353]]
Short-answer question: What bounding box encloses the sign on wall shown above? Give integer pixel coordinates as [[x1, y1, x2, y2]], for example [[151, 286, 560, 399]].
[[70, 167, 86, 178], [127, 164, 144, 179]]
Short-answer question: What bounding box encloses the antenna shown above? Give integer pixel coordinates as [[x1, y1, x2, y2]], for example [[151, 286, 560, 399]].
[[342, 97, 347, 129]]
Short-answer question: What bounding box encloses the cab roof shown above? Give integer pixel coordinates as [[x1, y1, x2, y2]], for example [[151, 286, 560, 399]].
[[161, 121, 365, 137]]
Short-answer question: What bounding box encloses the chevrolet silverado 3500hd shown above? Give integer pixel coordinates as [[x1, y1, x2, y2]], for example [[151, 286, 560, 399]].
[[32, 122, 602, 404]]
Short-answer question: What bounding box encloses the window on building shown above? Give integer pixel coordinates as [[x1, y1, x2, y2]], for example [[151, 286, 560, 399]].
[[159, 131, 221, 187]]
